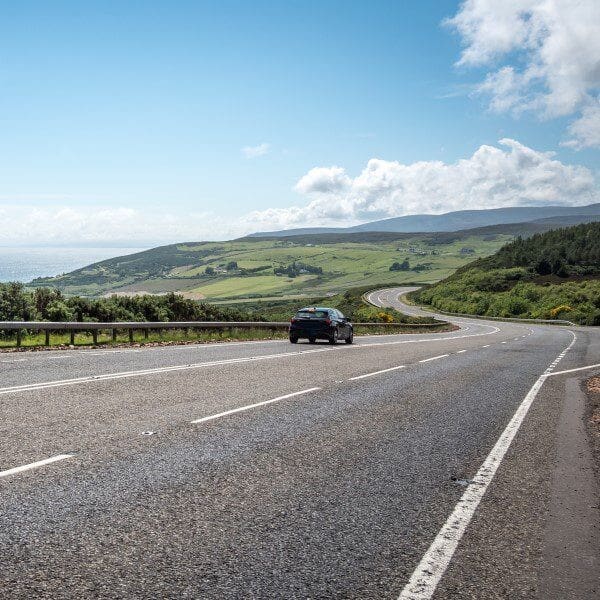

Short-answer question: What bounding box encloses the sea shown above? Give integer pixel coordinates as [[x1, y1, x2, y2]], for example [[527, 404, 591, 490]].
[[0, 247, 146, 283]]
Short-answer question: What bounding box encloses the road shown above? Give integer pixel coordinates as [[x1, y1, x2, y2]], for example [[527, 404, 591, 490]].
[[1, 287, 598, 599]]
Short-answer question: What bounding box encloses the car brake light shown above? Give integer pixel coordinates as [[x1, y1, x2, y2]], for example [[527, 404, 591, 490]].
[[325, 318, 331, 325], [290, 318, 297, 323]]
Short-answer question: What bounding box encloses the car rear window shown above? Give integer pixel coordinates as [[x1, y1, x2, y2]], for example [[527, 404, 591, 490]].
[[295, 310, 329, 319]]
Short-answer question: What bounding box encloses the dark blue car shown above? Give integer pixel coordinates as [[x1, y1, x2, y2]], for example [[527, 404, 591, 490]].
[[289, 307, 353, 344]]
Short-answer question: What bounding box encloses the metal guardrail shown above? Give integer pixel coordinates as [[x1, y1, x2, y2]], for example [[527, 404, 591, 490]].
[[405, 306, 577, 327], [0, 319, 445, 348]]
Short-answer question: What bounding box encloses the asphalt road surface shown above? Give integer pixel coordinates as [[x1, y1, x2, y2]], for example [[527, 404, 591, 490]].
[[1, 287, 599, 599]]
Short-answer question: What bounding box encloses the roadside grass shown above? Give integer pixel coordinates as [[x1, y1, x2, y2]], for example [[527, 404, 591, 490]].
[[0, 322, 451, 351], [0, 327, 289, 350]]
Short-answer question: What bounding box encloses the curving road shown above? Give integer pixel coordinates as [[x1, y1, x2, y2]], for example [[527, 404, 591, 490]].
[[0, 288, 598, 599]]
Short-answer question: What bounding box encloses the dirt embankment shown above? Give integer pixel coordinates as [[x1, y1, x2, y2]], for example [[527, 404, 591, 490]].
[[586, 375, 600, 466]]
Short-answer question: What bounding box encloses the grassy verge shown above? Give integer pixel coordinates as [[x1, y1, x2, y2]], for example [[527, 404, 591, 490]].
[[0, 321, 452, 351], [0, 328, 288, 350]]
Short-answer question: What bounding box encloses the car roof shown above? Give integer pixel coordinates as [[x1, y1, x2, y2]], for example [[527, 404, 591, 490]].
[[297, 306, 335, 312]]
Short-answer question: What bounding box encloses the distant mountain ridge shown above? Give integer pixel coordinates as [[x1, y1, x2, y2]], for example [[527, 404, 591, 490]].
[[247, 203, 600, 237]]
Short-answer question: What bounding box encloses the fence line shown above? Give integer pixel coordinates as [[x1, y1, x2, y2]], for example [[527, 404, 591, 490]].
[[0, 320, 444, 348]]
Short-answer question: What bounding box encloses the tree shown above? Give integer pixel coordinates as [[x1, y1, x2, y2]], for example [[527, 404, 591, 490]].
[[535, 258, 552, 276], [390, 259, 410, 271]]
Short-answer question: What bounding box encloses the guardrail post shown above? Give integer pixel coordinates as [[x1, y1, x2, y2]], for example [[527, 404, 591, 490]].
[[45, 330, 50, 346], [112, 328, 117, 342], [70, 330, 75, 345], [92, 330, 98, 345], [128, 328, 134, 343], [16, 329, 22, 348], [144, 328, 149, 340]]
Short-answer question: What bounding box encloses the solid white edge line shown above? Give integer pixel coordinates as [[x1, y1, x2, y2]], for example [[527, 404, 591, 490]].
[[0, 454, 73, 479], [397, 331, 577, 600], [418, 354, 449, 363], [544, 362, 600, 377], [349, 365, 406, 381], [456, 350, 467, 354], [190, 387, 321, 424]]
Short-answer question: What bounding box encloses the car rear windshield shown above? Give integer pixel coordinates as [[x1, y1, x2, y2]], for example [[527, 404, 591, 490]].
[[295, 310, 329, 319]]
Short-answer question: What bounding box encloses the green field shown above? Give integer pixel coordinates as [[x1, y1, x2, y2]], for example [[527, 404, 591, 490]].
[[31, 231, 514, 300]]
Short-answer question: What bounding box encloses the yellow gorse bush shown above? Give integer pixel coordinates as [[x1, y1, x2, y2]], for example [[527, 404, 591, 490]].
[[377, 311, 394, 323], [549, 305, 573, 317]]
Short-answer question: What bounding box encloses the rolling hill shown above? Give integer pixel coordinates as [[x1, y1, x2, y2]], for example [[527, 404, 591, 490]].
[[248, 203, 600, 237], [30, 210, 600, 301], [415, 222, 600, 325]]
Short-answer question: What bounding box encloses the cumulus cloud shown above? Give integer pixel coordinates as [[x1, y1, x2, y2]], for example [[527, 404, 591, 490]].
[[246, 139, 598, 230], [445, 0, 600, 148], [295, 166, 351, 194], [241, 143, 271, 159], [4, 139, 597, 243]]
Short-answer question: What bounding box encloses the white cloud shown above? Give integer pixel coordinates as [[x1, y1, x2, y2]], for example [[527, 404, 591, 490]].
[[3, 139, 597, 243], [563, 98, 600, 149], [241, 143, 271, 159], [246, 139, 598, 230], [295, 166, 351, 194], [445, 0, 600, 148]]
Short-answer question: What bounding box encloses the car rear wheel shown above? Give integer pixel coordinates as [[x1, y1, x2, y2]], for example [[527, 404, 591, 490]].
[[328, 330, 338, 345], [345, 331, 353, 344], [289, 336, 298, 344], [308, 337, 316, 344]]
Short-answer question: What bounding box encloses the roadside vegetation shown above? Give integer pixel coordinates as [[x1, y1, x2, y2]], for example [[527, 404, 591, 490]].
[[415, 223, 600, 325], [0, 283, 251, 322], [0, 283, 450, 349]]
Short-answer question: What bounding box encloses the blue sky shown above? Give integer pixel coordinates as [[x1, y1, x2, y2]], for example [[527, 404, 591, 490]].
[[1, 0, 598, 244]]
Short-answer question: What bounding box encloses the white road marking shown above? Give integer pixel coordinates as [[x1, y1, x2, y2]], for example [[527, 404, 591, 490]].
[[397, 331, 577, 600], [501, 341, 507, 344], [0, 348, 333, 396], [482, 344, 490, 348], [419, 354, 449, 363], [191, 387, 321, 424], [354, 326, 500, 349], [456, 350, 467, 354], [0, 454, 73, 479], [349, 365, 406, 381], [544, 362, 600, 377]]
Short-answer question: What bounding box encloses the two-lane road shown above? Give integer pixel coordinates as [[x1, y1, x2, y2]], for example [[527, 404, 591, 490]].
[[1, 288, 598, 599]]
